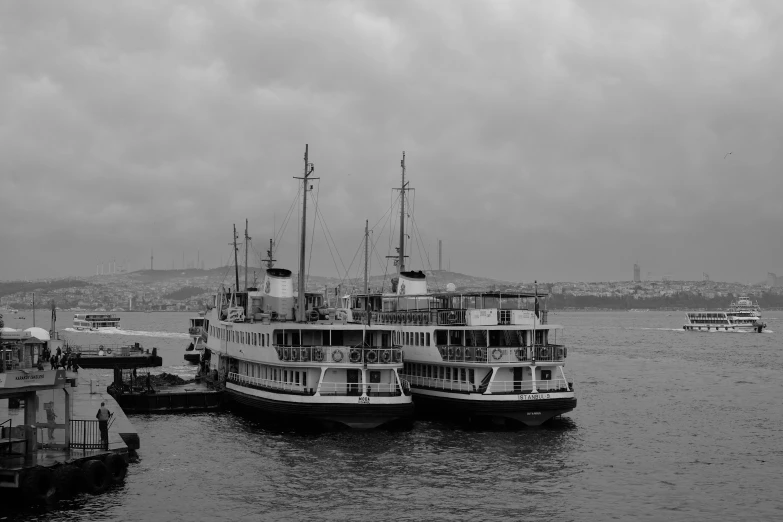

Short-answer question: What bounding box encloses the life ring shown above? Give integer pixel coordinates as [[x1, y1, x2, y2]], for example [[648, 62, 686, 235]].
[[381, 350, 391, 363], [423, 314, 430, 325], [447, 311, 457, 322], [314, 348, 324, 362], [104, 454, 128, 483], [475, 347, 485, 360], [366, 350, 378, 363], [332, 349, 344, 363], [556, 347, 564, 359], [539, 347, 549, 358], [349, 349, 361, 363], [21, 467, 57, 505], [464, 347, 474, 360], [99, 345, 105, 351], [106, 347, 112, 354], [82, 459, 111, 494], [515, 348, 526, 361], [393, 350, 402, 363], [290, 348, 300, 362], [282, 347, 291, 361], [492, 348, 503, 360], [309, 310, 319, 322], [447, 346, 455, 358], [455, 347, 463, 359], [300, 348, 311, 362]]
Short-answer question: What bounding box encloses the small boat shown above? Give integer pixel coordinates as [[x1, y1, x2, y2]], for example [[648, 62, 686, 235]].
[[184, 313, 207, 363]]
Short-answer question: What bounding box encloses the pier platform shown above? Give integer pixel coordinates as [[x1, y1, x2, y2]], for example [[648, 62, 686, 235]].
[[1, 371, 137, 504]]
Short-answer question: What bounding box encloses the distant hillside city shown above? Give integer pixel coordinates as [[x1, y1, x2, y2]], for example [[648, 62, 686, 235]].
[[1, 266, 783, 312]]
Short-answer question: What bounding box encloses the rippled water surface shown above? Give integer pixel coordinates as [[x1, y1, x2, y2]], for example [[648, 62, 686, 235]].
[[5, 311, 782, 521]]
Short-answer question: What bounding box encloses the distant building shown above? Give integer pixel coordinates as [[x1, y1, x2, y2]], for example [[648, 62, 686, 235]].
[[768, 272, 778, 287], [633, 263, 640, 282]]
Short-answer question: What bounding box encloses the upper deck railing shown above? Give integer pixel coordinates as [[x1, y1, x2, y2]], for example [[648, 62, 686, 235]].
[[437, 344, 566, 364], [274, 345, 403, 365], [351, 309, 548, 327]]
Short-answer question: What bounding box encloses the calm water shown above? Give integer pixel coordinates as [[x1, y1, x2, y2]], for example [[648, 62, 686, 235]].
[[3, 311, 782, 521]]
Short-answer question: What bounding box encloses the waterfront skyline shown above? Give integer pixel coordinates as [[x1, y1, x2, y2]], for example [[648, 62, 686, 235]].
[[1, 1, 782, 283]]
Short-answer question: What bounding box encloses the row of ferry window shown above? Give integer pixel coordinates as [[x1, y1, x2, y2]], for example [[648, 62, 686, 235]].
[[238, 361, 308, 387], [403, 362, 475, 385], [393, 331, 431, 347], [210, 326, 271, 347]]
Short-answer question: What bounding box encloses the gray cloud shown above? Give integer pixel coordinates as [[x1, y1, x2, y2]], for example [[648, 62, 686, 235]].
[[1, 0, 781, 283]]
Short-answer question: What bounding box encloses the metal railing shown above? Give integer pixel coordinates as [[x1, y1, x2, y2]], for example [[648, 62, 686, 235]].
[[69, 419, 105, 450], [274, 346, 403, 365], [318, 381, 402, 396], [437, 309, 467, 325], [436, 345, 566, 363], [400, 374, 475, 393], [70, 343, 147, 356], [228, 372, 402, 397], [486, 378, 570, 394], [354, 310, 435, 326]]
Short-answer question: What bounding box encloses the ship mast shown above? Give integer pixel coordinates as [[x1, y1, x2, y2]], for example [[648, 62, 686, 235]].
[[295, 144, 316, 322], [265, 239, 276, 269], [365, 219, 370, 326], [244, 218, 251, 290], [398, 152, 406, 274], [231, 224, 240, 292], [388, 152, 411, 276]]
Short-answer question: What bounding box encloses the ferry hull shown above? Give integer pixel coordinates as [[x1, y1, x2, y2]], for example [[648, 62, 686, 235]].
[[683, 324, 764, 333], [409, 390, 576, 427], [226, 387, 414, 429], [183, 351, 201, 363]]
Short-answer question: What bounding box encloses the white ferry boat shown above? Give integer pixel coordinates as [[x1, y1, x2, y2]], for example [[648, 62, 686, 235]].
[[184, 313, 207, 363], [72, 313, 121, 331], [683, 296, 765, 332], [348, 153, 575, 427], [350, 273, 575, 426], [203, 146, 413, 429]]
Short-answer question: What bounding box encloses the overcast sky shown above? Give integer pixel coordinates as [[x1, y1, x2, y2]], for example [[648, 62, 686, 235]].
[[1, 0, 781, 284]]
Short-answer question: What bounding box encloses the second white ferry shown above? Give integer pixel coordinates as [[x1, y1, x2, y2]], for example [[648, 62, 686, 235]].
[[349, 153, 576, 427]]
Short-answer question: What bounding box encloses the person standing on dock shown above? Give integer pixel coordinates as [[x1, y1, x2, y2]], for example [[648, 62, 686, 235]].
[[96, 402, 113, 449], [45, 402, 57, 442]]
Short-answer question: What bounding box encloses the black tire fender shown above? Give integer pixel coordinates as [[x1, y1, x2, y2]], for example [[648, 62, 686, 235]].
[[22, 466, 58, 505], [82, 459, 111, 494], [105, 453, 128, 483]]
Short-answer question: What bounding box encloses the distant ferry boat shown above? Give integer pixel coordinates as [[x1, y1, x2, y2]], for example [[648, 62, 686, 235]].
[[683, 297, 765, 333], [73, 313, 121, 331]]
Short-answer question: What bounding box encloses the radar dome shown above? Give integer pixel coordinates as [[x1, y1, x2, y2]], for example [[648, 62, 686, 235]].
[[446, 283, 456, 292]]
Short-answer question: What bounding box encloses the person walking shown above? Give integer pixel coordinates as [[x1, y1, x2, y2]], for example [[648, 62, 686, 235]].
[[96, 402, 113, 449]]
